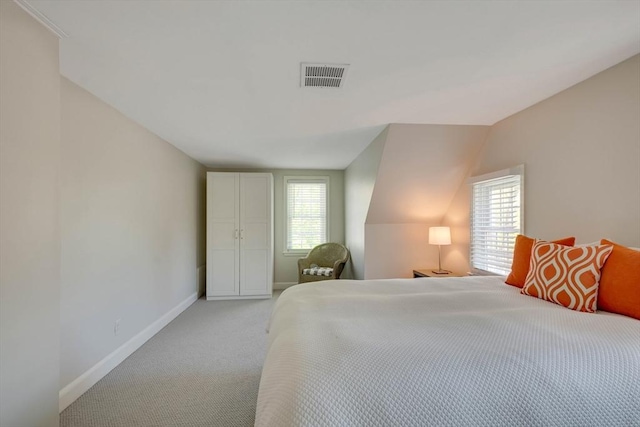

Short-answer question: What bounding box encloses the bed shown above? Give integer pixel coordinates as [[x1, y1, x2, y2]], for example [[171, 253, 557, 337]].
[[255, 276, 640, 426]]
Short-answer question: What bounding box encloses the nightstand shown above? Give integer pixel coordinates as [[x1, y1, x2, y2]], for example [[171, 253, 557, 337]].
[[413, 269, 465, 278]]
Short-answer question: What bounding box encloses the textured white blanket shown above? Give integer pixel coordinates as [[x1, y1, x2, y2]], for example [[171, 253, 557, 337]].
[[256, 277, 640, 427]]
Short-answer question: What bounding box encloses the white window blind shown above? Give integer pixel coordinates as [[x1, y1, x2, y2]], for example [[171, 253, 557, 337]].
[[285, 177, 328, 252], [470, 166, 524, 275]]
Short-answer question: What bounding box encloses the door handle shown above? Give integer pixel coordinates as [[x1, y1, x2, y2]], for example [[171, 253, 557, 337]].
[[234, 229, 239, 239], [240, 229, 244, 239]]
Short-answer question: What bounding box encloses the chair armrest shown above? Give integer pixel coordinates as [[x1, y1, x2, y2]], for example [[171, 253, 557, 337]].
[[331, 250, 350, 279], [298, 257, 312, 271], [332, 259, 346, 279]]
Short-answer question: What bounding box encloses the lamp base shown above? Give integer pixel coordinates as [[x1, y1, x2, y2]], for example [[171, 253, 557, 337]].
[[431, 269, 452, 275]]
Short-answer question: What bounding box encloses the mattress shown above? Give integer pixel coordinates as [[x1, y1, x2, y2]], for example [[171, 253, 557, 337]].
[[255, 276, 640, 426]]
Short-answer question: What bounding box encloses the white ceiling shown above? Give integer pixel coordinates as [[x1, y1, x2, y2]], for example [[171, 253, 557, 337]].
[[27, 0, 640, 169]]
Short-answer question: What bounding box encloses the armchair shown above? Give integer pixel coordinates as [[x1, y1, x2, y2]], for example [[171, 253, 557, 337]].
[[297, 243, 350, 283]]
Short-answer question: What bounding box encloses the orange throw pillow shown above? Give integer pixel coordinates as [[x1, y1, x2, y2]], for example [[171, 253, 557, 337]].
[[521, 241, 613, 312], [597, 239, 640, 320], [505, 235, 576, 288]]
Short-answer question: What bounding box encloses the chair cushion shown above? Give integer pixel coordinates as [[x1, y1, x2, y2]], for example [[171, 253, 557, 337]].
[[302, 267, 334, 277]]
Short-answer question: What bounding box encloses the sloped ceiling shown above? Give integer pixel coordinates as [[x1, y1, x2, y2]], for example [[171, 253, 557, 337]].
[[366, 124, 490, 224], [25, 0, 640, 169]]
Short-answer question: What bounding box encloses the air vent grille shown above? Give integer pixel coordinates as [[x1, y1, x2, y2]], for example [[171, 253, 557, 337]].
[[301, 63, 349, 88]]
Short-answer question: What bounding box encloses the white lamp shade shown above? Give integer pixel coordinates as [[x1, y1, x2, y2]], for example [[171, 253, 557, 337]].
[[429, 226, 451, 245]]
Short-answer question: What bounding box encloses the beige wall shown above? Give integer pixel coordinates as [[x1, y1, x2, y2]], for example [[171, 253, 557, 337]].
[[0, 2, 61, 426], [367, 124, 490, 224], [364, 223, 437, 279], [60, 78, 206, 388], [345, 124, 489, 279], [443, 54, 640, 273], [273, 169, 344, 285], [344, 127, 388, 279], [365, 124, 489, 279], [208, 168, 345, 286]]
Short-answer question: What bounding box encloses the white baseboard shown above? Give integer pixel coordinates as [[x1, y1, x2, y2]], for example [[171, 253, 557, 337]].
[[206, 294, 272, 301], [274, 282, 297, 290], [58, 292, 199, 412]]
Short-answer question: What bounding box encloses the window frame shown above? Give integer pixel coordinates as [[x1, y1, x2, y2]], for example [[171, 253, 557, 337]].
[[283, 175, 330, 256], [468, 164, 525, 276]]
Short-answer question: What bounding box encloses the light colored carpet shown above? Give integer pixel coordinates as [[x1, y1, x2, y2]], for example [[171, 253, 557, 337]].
[[60, 293, 280, 427]]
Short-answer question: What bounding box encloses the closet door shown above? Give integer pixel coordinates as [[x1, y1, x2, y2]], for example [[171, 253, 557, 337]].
[[206, 173, 240, 297], [239, 174, 273, 296]]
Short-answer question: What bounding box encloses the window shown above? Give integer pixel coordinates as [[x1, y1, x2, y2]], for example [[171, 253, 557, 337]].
[[469, 165, 524, 275], [285, 176, 329, 253]]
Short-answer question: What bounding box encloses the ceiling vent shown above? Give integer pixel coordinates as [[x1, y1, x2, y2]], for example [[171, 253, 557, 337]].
[[301, 63, 349, 88]]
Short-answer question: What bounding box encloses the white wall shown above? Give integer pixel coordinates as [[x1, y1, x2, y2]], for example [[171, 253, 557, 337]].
[[344, 127, 388, 279], [208, 168, 345, 286], [0, 2, 61, 426], [443, 54, 640, 273], [60, 78, 206, 390], [361, 124, 489, 279]]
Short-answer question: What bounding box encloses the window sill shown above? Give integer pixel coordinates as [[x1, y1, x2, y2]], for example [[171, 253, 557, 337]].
[[470, 268, 506, 277], [283, 251, 310, 257]]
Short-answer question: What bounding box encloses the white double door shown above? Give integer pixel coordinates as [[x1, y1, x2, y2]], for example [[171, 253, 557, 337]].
[[206, 172, 273, 299]]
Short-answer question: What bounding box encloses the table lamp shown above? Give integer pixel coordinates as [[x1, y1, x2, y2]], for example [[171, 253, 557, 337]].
[[429, 226, 451, 274]]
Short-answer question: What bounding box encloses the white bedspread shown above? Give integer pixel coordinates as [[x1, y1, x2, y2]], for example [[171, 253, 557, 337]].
[[255, 277, 640, 427]]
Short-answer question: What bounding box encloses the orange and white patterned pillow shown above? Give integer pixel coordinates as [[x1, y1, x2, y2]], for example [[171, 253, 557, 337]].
[[521, 241, 613, 313]]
